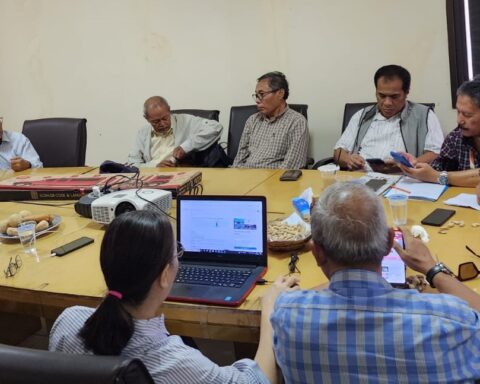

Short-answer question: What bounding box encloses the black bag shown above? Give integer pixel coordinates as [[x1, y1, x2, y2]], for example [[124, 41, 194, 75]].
[[99, 160, 139, 173], [191, 143, 232, 168]]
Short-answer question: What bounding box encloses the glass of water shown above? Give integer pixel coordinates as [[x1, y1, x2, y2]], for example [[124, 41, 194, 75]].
[[387, 194, 408, 226], [17, 221, 37, 255]]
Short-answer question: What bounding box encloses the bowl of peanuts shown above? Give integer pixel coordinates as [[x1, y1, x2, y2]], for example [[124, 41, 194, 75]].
[[267, 216, 311, 252], [0, 211, 61, 240]]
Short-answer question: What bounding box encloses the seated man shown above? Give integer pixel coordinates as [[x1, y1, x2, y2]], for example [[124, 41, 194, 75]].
[[128, 96, 223, 167], [272, 182, 480, 383], [232, 71, 309, 169], [0, 117, 42, 171], [334, 65, 443, 170], [430, 77, 480, 173]]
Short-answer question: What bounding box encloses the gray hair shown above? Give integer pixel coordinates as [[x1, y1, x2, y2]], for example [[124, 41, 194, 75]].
[[143, 96, 170, 118], [457, 77, 480, 108], [311, 182, 390, 266]]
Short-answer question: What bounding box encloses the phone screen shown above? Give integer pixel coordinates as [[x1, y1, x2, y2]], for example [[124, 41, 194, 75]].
[[381, 230, 406, 285]]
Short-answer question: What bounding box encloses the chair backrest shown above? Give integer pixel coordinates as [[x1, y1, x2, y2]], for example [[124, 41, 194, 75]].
[[342, 102, 436, 133], [0, 343, 154, 384], [171, 109, 220, 121], [227, 104, 308, 162], [22, 118, 87, 167]]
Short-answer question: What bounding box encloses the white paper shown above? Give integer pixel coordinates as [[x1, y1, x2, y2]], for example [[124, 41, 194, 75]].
[[444, 193, 480, 211], [383, 177, 447, 201]]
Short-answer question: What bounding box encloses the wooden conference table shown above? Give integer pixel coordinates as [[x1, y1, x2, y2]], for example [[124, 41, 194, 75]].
[[0, 167, 479, 343]]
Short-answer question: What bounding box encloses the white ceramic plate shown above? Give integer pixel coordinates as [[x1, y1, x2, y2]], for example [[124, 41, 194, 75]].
[[0, 215, 62, 240]]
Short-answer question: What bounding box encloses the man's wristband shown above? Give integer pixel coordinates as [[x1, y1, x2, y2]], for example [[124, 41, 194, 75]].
[[425, 262, 454, 288]]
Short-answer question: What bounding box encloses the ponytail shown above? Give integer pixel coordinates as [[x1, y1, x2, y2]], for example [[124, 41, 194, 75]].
[[79, 294, 133, 355], [77, 210, 174, 356]]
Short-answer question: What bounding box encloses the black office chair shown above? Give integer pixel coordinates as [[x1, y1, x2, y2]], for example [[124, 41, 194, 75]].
[[171, 109, 229, 167], [312, 102, 436, 169], [171, 109, 220, 121], [0, 343, 154, 384], [22, 118, 87, 167], [227, 104, 309, 165]]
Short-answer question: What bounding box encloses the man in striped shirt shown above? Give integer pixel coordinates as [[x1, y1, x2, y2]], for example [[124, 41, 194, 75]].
[[271, 182, 480, 383], [333, 65, 443, 171]]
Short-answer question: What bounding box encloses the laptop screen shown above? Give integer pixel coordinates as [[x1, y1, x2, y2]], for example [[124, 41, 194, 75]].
[[177, 195, 267, 265]]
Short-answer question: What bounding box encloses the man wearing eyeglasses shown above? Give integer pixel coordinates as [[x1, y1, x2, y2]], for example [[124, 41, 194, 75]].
[[334, 65, 443, 171], [0, 117, 43, 172], [128, 96, 223, 167], [271, 182, 480, 383], [232, 71, 309, 169]]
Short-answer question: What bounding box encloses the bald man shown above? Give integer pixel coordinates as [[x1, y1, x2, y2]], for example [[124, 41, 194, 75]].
[[128, 96, 223, 167]]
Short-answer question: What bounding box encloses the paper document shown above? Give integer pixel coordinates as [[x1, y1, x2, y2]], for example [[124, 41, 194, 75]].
[[383, 177, 447, 201], [444, 193, 480, 211]]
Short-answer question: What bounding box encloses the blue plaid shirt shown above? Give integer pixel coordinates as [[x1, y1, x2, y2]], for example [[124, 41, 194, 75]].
[[271, 269, 480, 383]]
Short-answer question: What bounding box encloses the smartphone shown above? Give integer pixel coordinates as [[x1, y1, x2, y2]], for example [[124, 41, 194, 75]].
[[280, 170, 302, 181], [51, 236, 94, 257], [382, 230, 408, 288], [365, 178, 387, 192], [390, 151, 413, 168], [421, 208, 456, 226]]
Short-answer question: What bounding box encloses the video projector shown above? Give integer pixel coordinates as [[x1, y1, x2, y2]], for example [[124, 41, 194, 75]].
[[91, 189, 172, 225]]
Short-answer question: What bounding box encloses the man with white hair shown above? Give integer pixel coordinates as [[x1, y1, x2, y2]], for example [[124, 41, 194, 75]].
[[271, 182, 480, 383]]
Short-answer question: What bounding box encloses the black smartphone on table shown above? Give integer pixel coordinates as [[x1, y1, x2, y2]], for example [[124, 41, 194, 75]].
[[366, 158, 397, 174], [421, 208, 456, 226], [280, 170, 302, 181], [382, 230, 408, 288], [51, 236, 94, 257]]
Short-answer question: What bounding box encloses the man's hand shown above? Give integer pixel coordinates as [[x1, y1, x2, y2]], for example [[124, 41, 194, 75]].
[[396, 151, 418, 167], [10, 157, 31, 172], [393, 229, 436, 275], [157, 159, 177, 167], [398, 162, 439, 183], [344, 153, 366, 170], [262, 275, 300, 310], [172, 146, 186, 160]]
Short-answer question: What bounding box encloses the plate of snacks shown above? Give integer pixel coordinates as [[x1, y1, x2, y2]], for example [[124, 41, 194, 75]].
[[0, 211, 61, 240], [267, 212, 311, 252]]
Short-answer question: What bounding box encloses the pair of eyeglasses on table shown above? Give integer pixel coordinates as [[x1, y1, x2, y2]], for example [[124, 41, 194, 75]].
[[458, 246, 480, 282], [4, 255, 22, 278]]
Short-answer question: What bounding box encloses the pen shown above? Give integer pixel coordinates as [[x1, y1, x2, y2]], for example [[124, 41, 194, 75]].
[[466, 245, 480, 258], [390, 185, 411, 194]]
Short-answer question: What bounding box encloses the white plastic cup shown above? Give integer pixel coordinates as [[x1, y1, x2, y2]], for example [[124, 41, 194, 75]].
[[17, 221, 37, 255], [387, 194, 408, 226]]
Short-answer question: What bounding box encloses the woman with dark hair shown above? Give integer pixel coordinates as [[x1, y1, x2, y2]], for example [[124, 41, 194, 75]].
[[49, 210, 298, 383]]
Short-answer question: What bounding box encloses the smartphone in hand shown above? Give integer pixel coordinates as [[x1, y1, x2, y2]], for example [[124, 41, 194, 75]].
[[382, 230, 408, 288], [390, 151, 413, 168]]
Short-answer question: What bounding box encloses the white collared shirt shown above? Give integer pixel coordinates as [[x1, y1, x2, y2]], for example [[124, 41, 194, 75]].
[[0, 130, 43, 169], [334, 108, 444, 160]]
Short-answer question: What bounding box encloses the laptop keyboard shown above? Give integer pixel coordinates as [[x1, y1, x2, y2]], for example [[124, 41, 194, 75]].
[[176, 265, 252, 288]]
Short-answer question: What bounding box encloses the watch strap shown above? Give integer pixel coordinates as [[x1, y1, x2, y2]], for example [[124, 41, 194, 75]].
[[425, 262, 453, 288], [437, 171, 448, 185]]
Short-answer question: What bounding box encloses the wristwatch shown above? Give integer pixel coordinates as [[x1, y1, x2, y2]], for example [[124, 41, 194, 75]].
[[425, 262, 454, 288], [437, 171, 449, 185]]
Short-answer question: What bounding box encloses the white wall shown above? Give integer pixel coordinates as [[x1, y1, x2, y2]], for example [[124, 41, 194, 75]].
[[0, 0, 457, 165]]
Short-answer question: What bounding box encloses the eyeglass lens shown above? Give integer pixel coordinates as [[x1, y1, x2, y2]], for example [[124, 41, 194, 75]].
[[458, 262, 480, 282]]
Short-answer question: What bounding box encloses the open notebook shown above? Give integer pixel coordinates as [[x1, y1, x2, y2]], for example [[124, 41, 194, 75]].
[[383, 177, 448, 202]]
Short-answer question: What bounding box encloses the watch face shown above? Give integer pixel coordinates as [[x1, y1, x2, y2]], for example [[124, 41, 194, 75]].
[[438, 172, 448, 185]]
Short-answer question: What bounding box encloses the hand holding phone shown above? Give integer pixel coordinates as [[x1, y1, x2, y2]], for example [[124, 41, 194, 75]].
[[390, 151, 413, 168], [382, 230, 408, 288]]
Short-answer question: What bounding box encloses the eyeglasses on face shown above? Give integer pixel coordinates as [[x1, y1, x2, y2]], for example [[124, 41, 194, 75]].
[[176, 241, 184, 259], [252, 89, 279, 102], [4, 255, 22, 278]]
